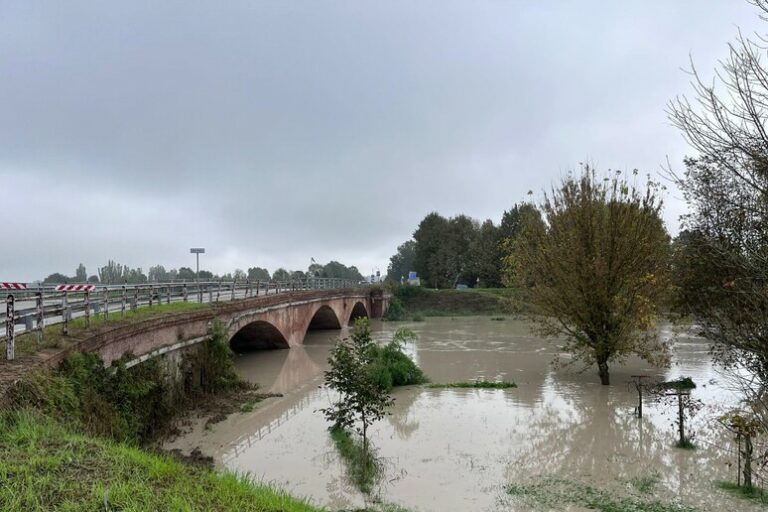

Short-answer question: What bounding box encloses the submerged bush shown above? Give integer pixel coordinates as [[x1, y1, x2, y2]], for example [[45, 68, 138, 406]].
[[369, 328, 428, 391]]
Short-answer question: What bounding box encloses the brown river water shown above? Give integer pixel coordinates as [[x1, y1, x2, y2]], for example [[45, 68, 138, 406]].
[[165, 317, 762, 511]]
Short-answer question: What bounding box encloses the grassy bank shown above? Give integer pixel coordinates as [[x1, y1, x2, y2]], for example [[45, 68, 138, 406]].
[[384, 286, 520, 320], [0, 409, 322, 512]]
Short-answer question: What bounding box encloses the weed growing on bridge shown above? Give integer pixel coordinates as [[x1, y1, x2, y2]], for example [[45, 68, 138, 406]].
[[2, 318, 243, 444]]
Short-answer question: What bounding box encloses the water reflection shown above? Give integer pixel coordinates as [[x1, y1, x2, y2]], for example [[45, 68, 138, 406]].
[[166, 317, 760, 512]]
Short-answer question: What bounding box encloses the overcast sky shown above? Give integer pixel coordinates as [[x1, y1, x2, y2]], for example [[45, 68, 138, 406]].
[[1, 1, 764, 282]]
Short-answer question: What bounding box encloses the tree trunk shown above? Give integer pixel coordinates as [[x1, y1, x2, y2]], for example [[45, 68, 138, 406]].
[[597, 360, 610, 386], [743, 434, 753, 489]]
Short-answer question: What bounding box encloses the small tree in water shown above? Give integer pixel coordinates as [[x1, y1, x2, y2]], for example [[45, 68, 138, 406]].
[[322, 318, 393, 456], [508, 167, 672, 385]]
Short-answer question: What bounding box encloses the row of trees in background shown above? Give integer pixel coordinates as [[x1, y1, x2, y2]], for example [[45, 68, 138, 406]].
[[41, 260, 364, 285], [387, 204, 540, 288]]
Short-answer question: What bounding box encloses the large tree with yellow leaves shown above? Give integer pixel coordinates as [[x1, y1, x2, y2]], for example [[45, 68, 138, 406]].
[[508, 167, 671, 385]]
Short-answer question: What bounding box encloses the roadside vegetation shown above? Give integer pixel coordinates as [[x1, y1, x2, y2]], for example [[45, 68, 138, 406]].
[[2, 319, 241, 444], [0, 409, 323, 512]]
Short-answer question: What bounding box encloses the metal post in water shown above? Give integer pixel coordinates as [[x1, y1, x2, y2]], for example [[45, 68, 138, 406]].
[[5, 294, 15, 361]]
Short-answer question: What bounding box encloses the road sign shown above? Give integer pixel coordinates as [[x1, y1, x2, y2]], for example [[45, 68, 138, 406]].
[[55, 284, 95, 292], [0, 283, 27, 290], [190, 248, 205, 254]]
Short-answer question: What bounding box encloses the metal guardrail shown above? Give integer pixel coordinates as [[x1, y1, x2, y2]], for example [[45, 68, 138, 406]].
[[1, 278, 364, 360]]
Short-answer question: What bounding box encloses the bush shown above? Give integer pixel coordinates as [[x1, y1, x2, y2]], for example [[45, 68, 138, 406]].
[[383, 296, 407, 321], [368, 328, 427, 391]]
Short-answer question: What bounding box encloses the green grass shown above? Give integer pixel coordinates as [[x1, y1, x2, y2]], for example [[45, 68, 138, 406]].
[[389, 286, 510, 317], [427, 380, 517, 389], [4, 301, 206, 357], [674, 439, 697, 450], [329, 427, 381, 495], [507, 478, 698, 512], [629, 473, 661, 495], [716, 481, 768, 505], [0, 409, 323, 512]]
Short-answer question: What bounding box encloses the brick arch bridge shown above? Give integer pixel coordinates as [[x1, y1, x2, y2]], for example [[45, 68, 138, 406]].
[[44, 289, 390, 368]]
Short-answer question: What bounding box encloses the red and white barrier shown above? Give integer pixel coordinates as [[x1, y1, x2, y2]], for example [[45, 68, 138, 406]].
[[0, 283, 27, 290], [55, 284, 95, 292]]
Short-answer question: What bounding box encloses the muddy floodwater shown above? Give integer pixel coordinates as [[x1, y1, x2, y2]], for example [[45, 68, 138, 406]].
[[166, 317, 760, 511]]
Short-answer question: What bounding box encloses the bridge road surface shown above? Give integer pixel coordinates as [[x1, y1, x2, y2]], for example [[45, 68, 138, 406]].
[[4, 285, 284, 339]]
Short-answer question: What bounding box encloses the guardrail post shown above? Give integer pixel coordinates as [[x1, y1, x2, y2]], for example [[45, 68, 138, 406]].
[[62, 291, 69, 335], [231, 280, 236, 301], [216, 280, 221, 303], [198, 282, 203, 304], [183, 283, 188, 302], [121, 285, 127, 317], [149, 285, 154, 308], [166, 286, 171, 305], [103, 287, 109, 321], [84, 290, 91, 328], [36, 292, 44, 347], [6, 294, 15, 361], [208, 284, 213, 303], [132, 287, 138, 313], [256, 280, 260, 296]]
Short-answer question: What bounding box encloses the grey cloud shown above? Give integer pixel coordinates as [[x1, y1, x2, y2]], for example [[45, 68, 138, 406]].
[[1, 1, 763, 281]]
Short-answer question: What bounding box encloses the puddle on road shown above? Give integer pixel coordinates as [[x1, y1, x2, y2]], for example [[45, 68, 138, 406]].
[[165, 317, 756, 512]]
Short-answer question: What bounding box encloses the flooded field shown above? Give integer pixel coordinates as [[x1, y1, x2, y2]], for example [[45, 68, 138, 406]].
[[166, 317, 759, 511]]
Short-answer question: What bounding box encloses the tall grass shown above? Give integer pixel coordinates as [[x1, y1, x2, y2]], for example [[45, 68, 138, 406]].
[[0, 409, 323, 512]]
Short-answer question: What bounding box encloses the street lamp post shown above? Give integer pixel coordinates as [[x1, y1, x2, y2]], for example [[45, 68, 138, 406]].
[[190, 248, 205, 302]]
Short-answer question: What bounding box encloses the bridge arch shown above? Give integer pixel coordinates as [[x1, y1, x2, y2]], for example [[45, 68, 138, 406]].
[[306, 305, 342, 332], [230, 320, 289, 352], [348, 301, 369, 325]]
